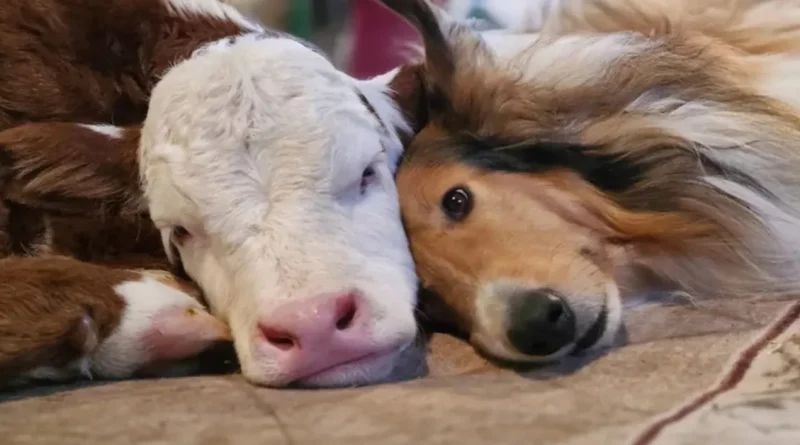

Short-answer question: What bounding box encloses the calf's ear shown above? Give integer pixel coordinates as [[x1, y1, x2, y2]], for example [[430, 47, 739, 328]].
[[386, 63, 428, 142]]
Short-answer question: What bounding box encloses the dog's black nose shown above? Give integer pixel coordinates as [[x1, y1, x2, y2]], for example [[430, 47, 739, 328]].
[[506, 289, 576, 356]]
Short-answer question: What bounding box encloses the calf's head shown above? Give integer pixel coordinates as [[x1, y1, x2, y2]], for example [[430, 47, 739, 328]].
[[139, 35, 418, 387]]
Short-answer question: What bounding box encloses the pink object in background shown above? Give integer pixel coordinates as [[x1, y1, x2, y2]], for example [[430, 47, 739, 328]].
[[348, 0, 447, 79]]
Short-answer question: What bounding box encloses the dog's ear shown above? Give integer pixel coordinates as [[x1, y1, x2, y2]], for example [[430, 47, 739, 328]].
[[377, 0, 492, 99]]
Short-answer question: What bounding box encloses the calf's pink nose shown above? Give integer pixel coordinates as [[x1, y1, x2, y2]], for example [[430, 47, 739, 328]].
[[257, 292, 383, 383]]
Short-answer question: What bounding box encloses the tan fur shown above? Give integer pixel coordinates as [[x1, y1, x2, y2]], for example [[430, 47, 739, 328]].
[[387, 0, 800, 361], [537, 0, 800, 55]]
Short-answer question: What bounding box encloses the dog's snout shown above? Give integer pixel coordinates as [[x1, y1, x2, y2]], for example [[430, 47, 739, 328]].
[[506, 288, 576, 356]]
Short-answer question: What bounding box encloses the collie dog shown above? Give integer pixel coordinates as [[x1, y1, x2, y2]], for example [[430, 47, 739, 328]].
[[380, 0, 800, 363]]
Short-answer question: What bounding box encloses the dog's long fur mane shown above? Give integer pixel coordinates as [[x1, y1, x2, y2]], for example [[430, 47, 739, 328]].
[[517, 0, 800, 301], [388, 0, 800, 302], [534, 0, 800, 55]]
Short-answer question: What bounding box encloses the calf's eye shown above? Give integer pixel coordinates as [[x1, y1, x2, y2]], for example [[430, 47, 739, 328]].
[[360, 165, 377, 194], [441, 186, 472, 221], [172, 226, 191, 245]]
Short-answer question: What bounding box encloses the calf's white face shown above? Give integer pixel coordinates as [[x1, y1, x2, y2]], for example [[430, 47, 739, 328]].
[[139, 35, 418, 387]]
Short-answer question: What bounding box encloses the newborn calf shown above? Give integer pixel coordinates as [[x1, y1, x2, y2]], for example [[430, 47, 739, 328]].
[[0, 0, 420, 387], [0, 256, 231, 387]]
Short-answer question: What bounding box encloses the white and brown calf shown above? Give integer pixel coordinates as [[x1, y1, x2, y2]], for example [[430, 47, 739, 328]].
[[0, 0, 420, 387]]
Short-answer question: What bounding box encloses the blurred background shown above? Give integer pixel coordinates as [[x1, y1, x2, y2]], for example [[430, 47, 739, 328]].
[[223, 0, 537, 79]]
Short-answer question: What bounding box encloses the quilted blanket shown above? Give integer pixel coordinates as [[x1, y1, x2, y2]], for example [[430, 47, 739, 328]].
[[1, 296, 797, 444]]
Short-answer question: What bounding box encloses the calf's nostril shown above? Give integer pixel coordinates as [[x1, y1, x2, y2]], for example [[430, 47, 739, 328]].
[[256, 292, 365, 356], [334, 294, 358, 330], [268, 336, 296, 351], [260, 325, 298, 351]]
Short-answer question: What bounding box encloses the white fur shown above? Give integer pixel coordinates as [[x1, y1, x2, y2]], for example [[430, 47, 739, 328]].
[[90, 276, 206, 379], [436, 4, 657, 88], [357, 70, 412, 168], [489, 31, 655, 87], [446, 0, 563, 31], [479, 30, 542, 59], [753, 55, 800, 113], [705, 176, 800, 277], [79, 123, 123, 139], [162, 0, 263, 33], [626, 92, 800, 269], [595, 282, 623, 350], [139, 35, 417, 386], [444, 0, 649, 71]]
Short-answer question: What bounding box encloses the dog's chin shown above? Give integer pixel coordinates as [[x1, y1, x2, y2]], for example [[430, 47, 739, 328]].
[[470, 285, 623, 366], [576, 282, 624, 353], [573, 305, 611, 353], [470, 321, 610, 367]]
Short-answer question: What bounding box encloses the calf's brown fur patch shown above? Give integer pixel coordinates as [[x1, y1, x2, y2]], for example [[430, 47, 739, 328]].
[[0, 256, 130, 383]]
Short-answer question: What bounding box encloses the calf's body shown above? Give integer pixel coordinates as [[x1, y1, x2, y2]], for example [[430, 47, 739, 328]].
[[0, 255, 231, 387], [0, 0, 420, 387]]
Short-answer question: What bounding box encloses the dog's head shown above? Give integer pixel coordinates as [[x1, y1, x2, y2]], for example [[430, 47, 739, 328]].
[[382, 0, 800, 363]]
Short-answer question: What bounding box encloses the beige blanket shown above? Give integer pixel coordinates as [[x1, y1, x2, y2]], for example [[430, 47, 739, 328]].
[[1, 297, 798, 444]]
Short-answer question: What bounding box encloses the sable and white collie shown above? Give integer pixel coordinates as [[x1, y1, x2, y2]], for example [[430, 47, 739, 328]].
[[381, 0, 800, 363]]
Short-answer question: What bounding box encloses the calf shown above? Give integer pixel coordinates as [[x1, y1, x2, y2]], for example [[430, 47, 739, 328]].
[[0, 0, 419, 387]]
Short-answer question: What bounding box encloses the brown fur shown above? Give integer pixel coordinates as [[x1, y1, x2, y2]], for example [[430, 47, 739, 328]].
[[0, 0, 258, 263], [0, 0, 270, 270], [0, 0, 251, 130], [0, 0, 265, 381], [0, 255, 131, 383], [385, 0, 800, 361], [0, 123, 169, 269]]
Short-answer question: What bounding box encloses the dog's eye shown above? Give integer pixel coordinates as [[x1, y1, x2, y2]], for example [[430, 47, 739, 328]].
[[441, 186, 472, 222]]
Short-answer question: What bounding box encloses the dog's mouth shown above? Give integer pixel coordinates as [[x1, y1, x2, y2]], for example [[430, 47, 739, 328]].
[[472, 303, 612, 369], [572, 281, 623, 354], [573, 304, 608, 353]]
